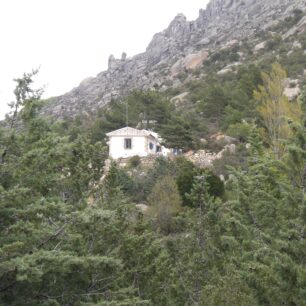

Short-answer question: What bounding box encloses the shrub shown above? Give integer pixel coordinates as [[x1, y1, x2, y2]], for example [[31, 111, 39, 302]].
[[129, 155, 141, 168], [147, 176, 182, 233], [227, 122, 253, 143]]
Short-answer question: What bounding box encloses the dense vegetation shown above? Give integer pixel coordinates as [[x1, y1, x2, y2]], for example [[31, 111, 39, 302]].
[[1, 13, 306, 305]]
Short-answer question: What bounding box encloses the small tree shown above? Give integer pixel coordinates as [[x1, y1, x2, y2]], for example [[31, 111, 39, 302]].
[[1, 70, 43, 164], [147, 176, 182, 233]]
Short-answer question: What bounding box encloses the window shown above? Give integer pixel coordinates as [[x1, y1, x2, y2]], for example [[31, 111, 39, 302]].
[[156, 145, 161, 152], [149, 142, 154, 150], [124, 138, 132, 149]]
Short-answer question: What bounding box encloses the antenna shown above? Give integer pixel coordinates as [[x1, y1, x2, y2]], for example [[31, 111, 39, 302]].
[[125, 99, 129, 127], [122, 77, 129, 127]]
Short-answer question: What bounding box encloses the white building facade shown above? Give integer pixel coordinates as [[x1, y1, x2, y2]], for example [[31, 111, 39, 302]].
[[106, 127, 165, 159]]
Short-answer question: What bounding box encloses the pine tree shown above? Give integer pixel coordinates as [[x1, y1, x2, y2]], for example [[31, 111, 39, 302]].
[[223, 138, 306, 305]]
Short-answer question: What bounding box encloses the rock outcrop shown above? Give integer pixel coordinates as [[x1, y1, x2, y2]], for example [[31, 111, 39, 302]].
[[184, 144, 237, 168], [42, 0, 306, 118]]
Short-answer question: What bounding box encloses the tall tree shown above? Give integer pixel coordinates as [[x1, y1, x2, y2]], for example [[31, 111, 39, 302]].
[[1, 70, 43, 164], [254, 63, 302, 158]]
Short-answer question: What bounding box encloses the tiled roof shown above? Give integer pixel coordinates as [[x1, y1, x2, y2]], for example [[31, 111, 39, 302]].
[[106, 127, 156, 137]]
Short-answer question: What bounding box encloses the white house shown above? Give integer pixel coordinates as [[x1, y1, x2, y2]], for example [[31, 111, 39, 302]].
[[106, 127, 168, 159]]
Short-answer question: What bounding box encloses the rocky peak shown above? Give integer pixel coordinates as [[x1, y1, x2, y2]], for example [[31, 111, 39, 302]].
[[121, 52, 127, 61], [108, 53, 128, 71], [42, 0, 306, 118], [107, 55, 117, 70], [164, 13, 189, 38]]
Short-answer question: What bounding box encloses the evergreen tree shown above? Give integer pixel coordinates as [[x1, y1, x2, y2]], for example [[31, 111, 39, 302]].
[[147, 176, 182, 233]]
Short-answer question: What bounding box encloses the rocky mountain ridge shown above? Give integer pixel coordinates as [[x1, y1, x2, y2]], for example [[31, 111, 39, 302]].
[[42, 0, 306, 118]]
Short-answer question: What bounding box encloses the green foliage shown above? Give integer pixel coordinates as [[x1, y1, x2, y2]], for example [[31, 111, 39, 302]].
[[285, 49, 306, 76], [147, 176, 182, 233], [265, 35, 282, 51], [128, 155, 141, 168], [222, 149, 306, 305], [254, 63, 302, 158], [197, 84, 229, 118], [271, 9, 304, 33], [205, 170, 225, 199], [103, 162, 138, 204], [175, 157, 199, 205], [89, 90, 172, 142], [175, 157, 225, 206], [227, 121, 253, 142], [1, 37, 306, 305], [158, 115, 194, 150], [186, 64, 262, 134]]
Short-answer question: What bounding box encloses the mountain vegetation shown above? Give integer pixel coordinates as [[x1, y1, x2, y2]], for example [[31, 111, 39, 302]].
[[1, 5, 306, 306]]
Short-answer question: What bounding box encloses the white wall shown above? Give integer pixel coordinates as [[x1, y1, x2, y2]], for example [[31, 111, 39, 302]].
[[109, 135, 160, 159], [146, 136, 159, 155], [109, 136, 146, 159]]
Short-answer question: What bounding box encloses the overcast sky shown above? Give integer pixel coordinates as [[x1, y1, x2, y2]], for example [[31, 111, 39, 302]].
[[0, 0, 209, 118]]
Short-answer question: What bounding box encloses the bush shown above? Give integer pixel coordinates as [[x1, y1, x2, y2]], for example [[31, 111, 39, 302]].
[[204, 170, 225, 199], [175, 157, 198, 206], [227, 122, 253, 142], [147, 176, 182, 233], [129, 155, 141, 168], [266, 35, 281, 51]]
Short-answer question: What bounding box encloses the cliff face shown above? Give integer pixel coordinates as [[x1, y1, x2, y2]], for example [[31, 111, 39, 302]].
[[42, 0, 306, 118]]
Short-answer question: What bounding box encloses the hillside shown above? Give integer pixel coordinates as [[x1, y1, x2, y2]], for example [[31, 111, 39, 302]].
[[1, 1, 306, 305], [42, 0, 306, 118]]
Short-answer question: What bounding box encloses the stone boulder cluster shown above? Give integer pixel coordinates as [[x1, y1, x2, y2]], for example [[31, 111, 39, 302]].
[[184, 134, 237, 168], [42, 0, 306, 118]]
